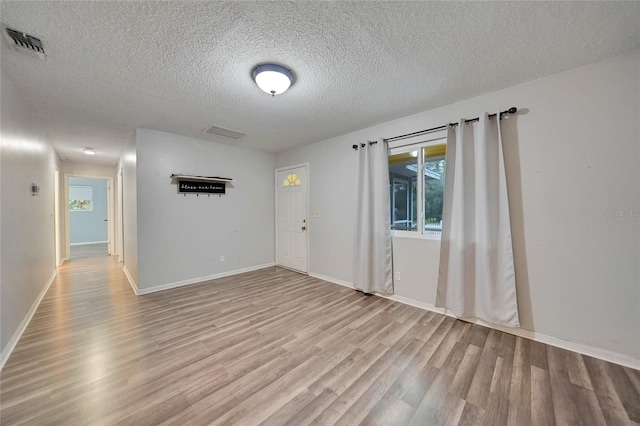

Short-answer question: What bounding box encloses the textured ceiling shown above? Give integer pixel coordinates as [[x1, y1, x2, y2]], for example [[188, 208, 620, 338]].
[[1, 1, 639, 165]]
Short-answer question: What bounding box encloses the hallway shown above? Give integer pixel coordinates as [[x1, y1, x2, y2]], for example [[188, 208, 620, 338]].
[[0, 251, 137, 423]]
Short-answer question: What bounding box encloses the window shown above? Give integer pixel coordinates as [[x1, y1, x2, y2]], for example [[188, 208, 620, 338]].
[[69, 185, 93, 211], [283, 173, 301, 187], [389, 138, 446, 237]]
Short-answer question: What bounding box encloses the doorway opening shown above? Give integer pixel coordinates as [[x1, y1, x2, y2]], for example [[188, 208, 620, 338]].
[[65, 175, 114, 260]]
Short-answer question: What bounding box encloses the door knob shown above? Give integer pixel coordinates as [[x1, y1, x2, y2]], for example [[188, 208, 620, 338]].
[[301, 226, 306, 231]]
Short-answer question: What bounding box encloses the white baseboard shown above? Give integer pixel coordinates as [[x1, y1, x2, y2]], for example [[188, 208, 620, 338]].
[[70, 241, 108, 246], [310, 273, 640, 371], [0, 269, 57, 371], [122, 265, 139, 295], [309, 272, 353, 289], [136, 263, 277, 295]]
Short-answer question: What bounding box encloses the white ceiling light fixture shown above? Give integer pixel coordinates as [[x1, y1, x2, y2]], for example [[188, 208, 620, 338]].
[[252, 63, 295, 97], [83, 147, 96, 155]]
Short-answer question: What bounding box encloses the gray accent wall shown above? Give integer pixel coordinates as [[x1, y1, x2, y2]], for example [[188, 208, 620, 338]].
[[134, 128, 275, 291]]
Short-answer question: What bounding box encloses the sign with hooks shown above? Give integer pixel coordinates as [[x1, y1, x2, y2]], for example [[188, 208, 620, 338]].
[[177, 180, 225, 195], [170, 174, 235, 197]]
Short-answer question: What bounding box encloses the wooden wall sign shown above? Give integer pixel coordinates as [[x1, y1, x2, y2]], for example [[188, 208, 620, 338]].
[[177, 180, 226, 194], [170, 174, 235, 197]]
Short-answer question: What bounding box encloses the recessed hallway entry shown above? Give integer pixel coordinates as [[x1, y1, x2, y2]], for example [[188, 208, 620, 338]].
[[67, 176, 109, 259], [1, 252, 639, 424]]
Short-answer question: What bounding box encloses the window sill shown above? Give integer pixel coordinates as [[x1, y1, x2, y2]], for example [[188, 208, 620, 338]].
[[392, 230, 441, 241]]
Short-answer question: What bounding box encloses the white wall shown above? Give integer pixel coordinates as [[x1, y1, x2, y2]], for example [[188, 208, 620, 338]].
[[120, 135, 139, 288], [61, 160, 117, 179], [135, 129, 276, 291], [0, 69, 59, 361], [276, 50, 640, 361]]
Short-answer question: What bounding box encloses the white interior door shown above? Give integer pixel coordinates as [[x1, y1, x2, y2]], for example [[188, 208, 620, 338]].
[[276, 165, 308, 273]]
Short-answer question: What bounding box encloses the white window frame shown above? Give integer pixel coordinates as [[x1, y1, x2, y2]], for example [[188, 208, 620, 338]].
[[389, 135, 447, 241], [391, 177, 411, 228]]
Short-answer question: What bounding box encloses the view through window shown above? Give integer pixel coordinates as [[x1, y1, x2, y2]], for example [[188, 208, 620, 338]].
[[69, 184, 93, 211], [388, 140, 446, 236]]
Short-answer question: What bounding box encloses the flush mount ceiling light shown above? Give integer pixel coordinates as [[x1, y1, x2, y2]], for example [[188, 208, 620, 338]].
[[83, 147, 96, 155], [252, 63, 295, 97]]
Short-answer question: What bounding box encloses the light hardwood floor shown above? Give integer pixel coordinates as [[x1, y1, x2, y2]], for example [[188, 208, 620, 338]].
[[70, 242, 108, 259], [1, 253, 639, 425]]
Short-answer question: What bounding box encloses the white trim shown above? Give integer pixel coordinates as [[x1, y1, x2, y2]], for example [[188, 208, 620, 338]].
[[54, 167, 62, 267], [389, 136, 447, 155], [463, 316, 640, 371], [278, 264, 309, 275], [136, 263, 276, 295], [389, 138, 446, 239], [387, 129, 448, 150], [116, 167, 124, 263], [310, 273, 640, 371], [70, 240, 109, 246], [64, 173, 116, 261], [309, 272, 353, 289], [392, 230, 441, 241], [122, 265, 139, 295], [0, 270, 56, 371], [275, 162, 310, 172]]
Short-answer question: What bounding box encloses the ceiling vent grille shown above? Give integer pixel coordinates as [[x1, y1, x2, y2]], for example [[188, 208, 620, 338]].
[[204, 125, 246, 140], [2, 25, 46, 59]]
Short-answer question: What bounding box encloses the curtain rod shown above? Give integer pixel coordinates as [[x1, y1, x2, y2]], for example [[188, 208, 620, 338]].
[[386, 107, 518, 142], [352, 107, 517, 149]]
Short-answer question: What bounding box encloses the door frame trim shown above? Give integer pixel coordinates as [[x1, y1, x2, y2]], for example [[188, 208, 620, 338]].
[[275, 163, 310, 274], [53, 167, 63, 266], [63, 173, 116, 260]]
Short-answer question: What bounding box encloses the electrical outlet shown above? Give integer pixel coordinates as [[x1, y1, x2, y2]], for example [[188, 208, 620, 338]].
[[220, 255, 225, 262], [394, 271, 401, 280]]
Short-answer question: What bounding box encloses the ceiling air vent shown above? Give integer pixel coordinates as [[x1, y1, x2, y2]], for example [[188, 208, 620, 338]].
[[204, 125, 246, 140], [2, 25, 46, 60]]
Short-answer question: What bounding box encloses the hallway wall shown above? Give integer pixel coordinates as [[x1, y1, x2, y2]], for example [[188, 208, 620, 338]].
[[0, 69, 59, 366]]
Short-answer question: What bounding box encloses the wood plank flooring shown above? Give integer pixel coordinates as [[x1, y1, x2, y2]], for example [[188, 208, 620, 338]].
[[70, 242, 108, 259], [1, 253, 639, 425]]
